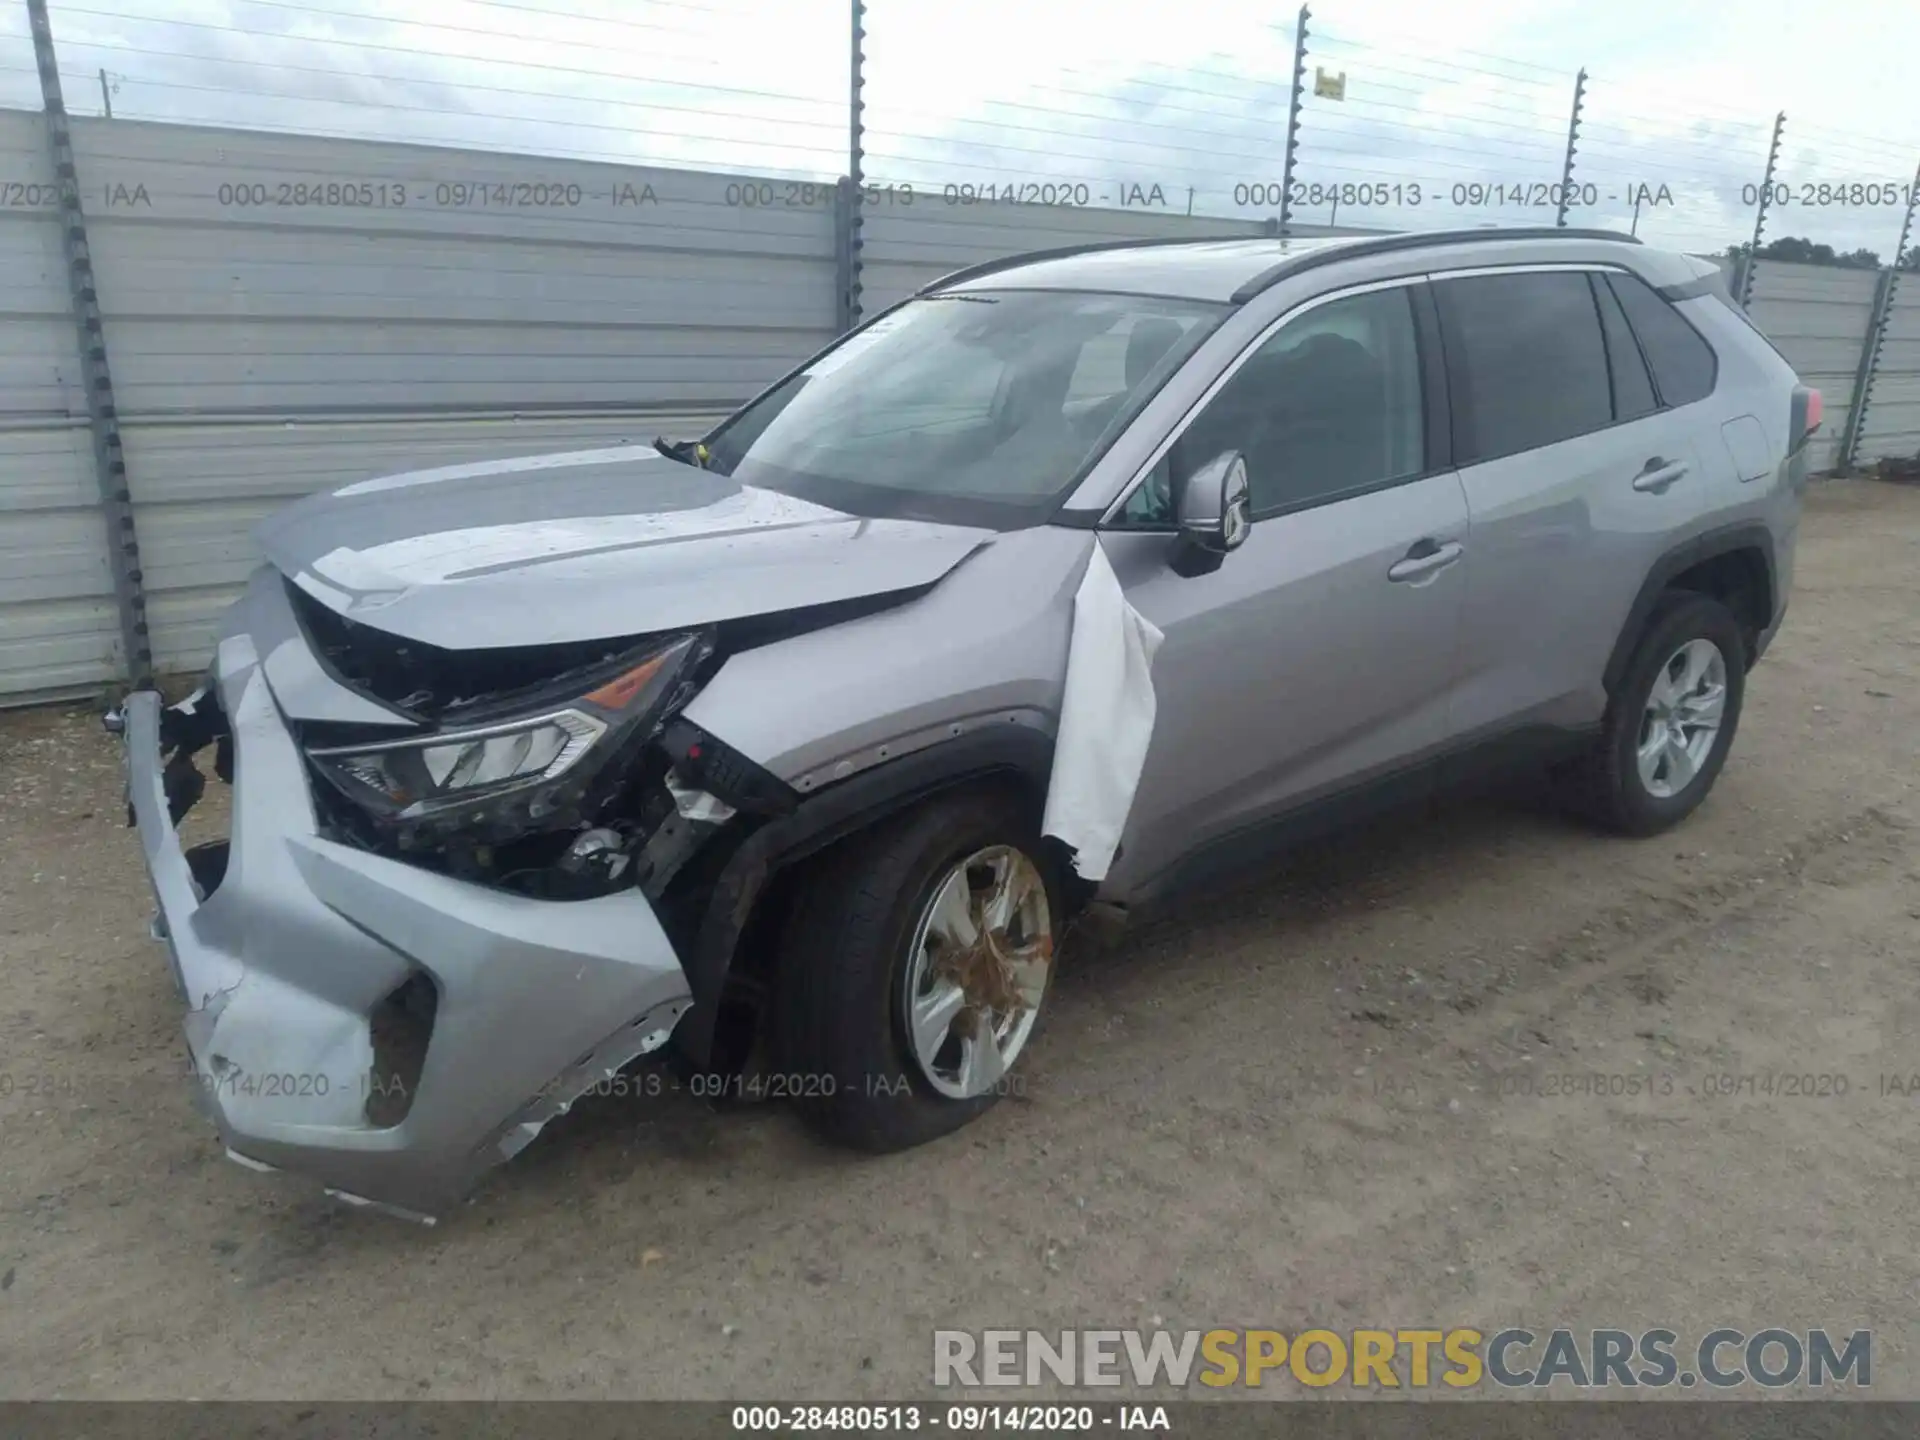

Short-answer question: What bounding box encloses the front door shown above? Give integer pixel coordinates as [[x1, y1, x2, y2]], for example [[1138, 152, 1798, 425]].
[[1098, 280, 1472, 899]]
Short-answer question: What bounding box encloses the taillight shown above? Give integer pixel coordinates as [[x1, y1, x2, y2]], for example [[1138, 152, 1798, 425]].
[[1788, 385, 1820, 458]]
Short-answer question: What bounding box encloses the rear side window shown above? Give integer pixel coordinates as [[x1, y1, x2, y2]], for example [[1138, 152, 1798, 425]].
[[1606, 272, 1717, 407], [1591, 273, 1658, 422], [1436, 272, 1613, 464]]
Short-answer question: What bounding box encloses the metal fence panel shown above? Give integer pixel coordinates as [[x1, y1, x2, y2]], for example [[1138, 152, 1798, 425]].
[[0, 106, 121, 699], [1743, 260, 1883, 475], [52, 114, 835, 685], [2, 95, 1915, 702], [1855, 283, 1920, 467], [122, 412, 730, 675]]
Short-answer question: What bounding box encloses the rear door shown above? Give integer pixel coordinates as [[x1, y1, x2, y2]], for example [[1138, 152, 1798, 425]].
[[1099, 279, 1472, 897], [1435, 266, 1716, 742]]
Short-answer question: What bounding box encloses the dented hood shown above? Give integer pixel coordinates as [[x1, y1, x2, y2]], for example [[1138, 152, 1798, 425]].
[[256, 446, 994, 649]]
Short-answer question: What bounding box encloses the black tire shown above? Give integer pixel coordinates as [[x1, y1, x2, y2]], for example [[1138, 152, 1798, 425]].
[[771, 786, 1061, 1153], [1560, 592, 1747, 836]]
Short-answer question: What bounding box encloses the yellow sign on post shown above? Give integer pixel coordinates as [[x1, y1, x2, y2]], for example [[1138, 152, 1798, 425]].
[[1314, 67, 1347, 100]]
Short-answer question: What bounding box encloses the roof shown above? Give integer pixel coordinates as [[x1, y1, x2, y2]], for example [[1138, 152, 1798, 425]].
[[931, 227, 1654, 305]]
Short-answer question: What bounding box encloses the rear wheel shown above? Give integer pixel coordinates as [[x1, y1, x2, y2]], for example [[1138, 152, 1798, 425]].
[[1560, 593, 1746, 836], [773, 789, 1060, 1152]]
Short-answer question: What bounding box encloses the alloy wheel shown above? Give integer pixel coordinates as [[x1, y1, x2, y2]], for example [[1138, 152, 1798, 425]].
[[900, 845, 1053, 1099], [1636, 637, 1728, 799]]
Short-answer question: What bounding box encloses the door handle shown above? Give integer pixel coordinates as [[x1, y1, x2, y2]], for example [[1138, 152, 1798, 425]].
[[1632, 458, 1690, 493], [1387, 539, 1464, 583]]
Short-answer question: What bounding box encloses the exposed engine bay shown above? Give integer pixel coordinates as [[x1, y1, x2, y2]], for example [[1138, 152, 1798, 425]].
[[157, 578, 934, 959]]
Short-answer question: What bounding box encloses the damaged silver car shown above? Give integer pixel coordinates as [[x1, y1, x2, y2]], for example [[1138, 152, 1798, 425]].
[[116, 228, 1810, 1220]]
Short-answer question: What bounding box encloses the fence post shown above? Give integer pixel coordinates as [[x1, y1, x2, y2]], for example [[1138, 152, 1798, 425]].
[[1838, 268, 1895, 473], [1738, 111, 1786, 311], [1554, 68, 1586, 229], [27, 0, 151, 692], [1840, 159, 1920, 470], [1276, 4, 1310, 239], [833, 179, 854, 334], [836, 0, 867, 333]]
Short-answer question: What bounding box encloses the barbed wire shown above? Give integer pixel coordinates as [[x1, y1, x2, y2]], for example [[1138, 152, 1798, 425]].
[[3, 0, 1915, 258]]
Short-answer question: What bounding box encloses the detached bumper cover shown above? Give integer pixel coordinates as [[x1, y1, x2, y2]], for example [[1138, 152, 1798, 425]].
[[121, 635, 692, 1218]]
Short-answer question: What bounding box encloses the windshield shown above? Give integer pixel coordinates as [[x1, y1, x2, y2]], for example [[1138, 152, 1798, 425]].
[[702, 289, 1226, 528]]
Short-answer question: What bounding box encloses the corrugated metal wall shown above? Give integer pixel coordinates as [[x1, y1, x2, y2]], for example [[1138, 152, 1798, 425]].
[[1, 111, 1394, 701], [66, 114, 839, 684], [1854, 277, 1920, 466], [1, 107, 1912, 702], [1740, 260, 1882, 476], [0, 107, 113, 700]]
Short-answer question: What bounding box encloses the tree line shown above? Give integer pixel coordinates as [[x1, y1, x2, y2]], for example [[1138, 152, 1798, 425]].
[[1726, 236, 1920, 271]]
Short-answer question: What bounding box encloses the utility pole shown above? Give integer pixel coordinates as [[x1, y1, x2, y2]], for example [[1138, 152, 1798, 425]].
[[98, 67, 112, 118]]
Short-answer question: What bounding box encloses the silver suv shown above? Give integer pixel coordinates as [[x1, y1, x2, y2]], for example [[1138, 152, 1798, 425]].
[[118, 228, 1817, 1219]]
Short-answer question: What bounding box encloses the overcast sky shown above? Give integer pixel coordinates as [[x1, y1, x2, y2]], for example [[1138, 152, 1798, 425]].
[[2, 0, 1917, 258]]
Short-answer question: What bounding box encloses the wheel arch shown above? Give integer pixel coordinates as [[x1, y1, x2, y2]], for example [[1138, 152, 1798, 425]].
[[671, 723, 1057, 1067], [1603, 524, 1778, 697]]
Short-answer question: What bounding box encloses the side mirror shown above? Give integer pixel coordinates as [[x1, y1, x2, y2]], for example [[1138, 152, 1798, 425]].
[[1171, 451, 1250, 574]]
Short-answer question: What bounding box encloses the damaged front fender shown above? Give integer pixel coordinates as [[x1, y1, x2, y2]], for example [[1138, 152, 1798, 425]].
[[121, 651, 694, 1221]]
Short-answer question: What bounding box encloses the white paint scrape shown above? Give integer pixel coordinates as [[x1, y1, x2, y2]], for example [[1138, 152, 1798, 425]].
[[1042, 542, 1165, 883]]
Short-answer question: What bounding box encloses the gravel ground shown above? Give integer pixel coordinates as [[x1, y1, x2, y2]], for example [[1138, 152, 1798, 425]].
[[1, 478, 1917, 1400]]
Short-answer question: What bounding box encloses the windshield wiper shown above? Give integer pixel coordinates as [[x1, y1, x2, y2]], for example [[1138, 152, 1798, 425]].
[[652, 435, 708, 468]]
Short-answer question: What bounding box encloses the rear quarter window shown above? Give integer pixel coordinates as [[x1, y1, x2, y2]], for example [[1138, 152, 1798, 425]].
[[1606, 272, 1718, 407], [1591, 273, 1658, 422]]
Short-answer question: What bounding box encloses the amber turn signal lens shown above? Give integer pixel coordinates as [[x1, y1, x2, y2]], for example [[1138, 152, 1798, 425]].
[[583, 652, 669, 710]]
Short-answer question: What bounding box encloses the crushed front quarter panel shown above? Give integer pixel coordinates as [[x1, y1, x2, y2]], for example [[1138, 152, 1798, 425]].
[[680, 525, 1095, 791], [122, 636, 694, 1218]]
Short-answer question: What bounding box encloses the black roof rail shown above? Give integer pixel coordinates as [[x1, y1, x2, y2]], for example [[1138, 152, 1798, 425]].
[[916, 230, 1277, 296], [1228, 225, 1641, 302]]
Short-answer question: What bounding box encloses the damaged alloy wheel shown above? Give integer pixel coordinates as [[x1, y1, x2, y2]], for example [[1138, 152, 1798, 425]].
[[902, 846, 1053, 1100], [774, 789, 1060, 1152]]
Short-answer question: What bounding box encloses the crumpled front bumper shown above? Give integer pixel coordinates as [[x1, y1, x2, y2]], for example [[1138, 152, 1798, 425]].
[[120, 632, 693, 1221]]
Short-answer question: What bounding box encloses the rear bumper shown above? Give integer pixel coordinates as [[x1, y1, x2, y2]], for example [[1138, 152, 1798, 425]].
[[120, 635, 692, 1220], [1754, 512, 1798, 665]]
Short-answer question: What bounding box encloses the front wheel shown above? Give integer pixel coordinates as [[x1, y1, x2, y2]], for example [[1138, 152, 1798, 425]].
[[772, 789, 1061, 1152], [1560, 593, 1747, 836]]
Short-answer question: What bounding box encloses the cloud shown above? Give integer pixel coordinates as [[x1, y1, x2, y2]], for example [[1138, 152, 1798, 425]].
[[6, 0, 1915, 259]]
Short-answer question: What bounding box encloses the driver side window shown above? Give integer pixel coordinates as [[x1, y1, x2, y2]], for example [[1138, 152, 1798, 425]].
[[1124, 285, 1426, 525]]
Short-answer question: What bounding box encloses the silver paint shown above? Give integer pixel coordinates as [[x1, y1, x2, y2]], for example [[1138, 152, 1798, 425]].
[[115, 233, 1805, 1213], [123, 664, 692, 1218], [258, 445, 993, 651]]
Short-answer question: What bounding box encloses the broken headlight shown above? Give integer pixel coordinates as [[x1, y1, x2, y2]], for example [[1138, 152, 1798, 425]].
[[313, 709, 607, 818], [307, 632, 707, 841]]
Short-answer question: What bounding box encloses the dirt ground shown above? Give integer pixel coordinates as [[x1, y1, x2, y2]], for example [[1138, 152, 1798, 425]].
[[2, 478, 1918, 1400]]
